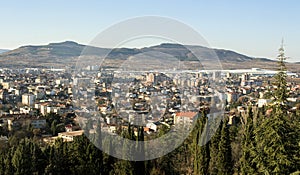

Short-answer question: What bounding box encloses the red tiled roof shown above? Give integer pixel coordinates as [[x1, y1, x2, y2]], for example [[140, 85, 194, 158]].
[[175, 112, 198, 119]]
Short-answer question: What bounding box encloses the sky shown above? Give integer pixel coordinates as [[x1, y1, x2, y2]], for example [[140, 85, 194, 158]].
[[0, 0, 300, 62]]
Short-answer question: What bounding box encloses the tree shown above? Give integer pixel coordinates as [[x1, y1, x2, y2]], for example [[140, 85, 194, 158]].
[[50, 120, 57, 136], [30, 140, 47, 174], [251, 43, 300, 174], [45, 138, 71, 175], [3, 148, 14, 175], [216, 119, 233, 175], [92, 119, 103, 174], [252, 111, 300, 174], [11, 139, 33, 175], [272, 41, 288, 108], [240, 106, 257, 174], [191, 113, 210, 175], [102, 137, 115, 175], [134, 126, 145, 175], [208, 119, 223, 175]]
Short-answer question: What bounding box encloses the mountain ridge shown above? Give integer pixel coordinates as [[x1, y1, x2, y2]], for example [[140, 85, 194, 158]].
[[0, 41, 298, 71], [0, 49, 10, 54]]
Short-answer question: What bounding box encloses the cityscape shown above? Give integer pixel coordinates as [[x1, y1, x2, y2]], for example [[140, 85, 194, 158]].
[[0, 44, 299, 173], [0, 1, 300, 175]]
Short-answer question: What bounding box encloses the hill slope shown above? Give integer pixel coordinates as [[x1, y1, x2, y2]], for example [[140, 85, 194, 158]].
[[0, 49, 10, 54], [0, 41, 298, 71]]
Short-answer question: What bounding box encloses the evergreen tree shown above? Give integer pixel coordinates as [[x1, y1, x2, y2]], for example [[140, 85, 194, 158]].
[[102, 137, 115, 175], [44, 146, 56, 175], [272, 41, 288, 108], [191, 113, 210, 175], [30, 140, 46, 174], [0, 152, 5, 175], [113, 161, 135, 175], [11, 139, 33, 175], [92, 122, 104, 174], [134, 126, 145, 175], [50, 120, 57, 136], [240, 106, 257, 174], [4, 148, 14, 175], [45, 138, 70, 175], [216, 119, 233, 175], [251, 43, 300, 174], [208, 119, 223, 175]]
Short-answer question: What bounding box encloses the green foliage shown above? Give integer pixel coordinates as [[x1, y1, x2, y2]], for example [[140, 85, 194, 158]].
[[208, 119, 223, 174], [252, 112, 300, 174], [11, 138, 46, 175], [216, 119, 233, 175], [240, 106, 257, 174], [191, 114, 210, 175], [248, 45, 300, 174], [272, 44, 288, 110]]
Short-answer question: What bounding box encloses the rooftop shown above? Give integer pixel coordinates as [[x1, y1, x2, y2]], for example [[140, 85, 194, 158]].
[[175, 111, 198, 119]]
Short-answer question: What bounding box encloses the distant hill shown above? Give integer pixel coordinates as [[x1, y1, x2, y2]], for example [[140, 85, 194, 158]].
[[6, 41, 86, 57], [0, 49, 10, 54], [0, 41, 299, 71]]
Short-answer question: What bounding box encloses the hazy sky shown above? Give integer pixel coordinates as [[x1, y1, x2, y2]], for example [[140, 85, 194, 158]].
[[1, 0, 300, 62]]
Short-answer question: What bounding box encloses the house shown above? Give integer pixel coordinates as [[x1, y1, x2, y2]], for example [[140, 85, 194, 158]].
[[257, 99, 271, 108], [173, 111, 198, 126], [5, 114, 46, 131], [31, 118, 47, 129], [57, 130, 84, 142], [146, 121, 161, 132], [22, 93, 36, 106], [65, 124, 73, 132], [226, 92, 239, 103], [228, 115, 236, 125]]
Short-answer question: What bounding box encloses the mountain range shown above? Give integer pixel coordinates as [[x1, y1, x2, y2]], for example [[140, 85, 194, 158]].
[[0, 41, 299, 71], [0, 49, 10, 54]]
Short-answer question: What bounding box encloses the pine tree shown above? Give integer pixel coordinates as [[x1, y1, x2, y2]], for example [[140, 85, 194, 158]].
[[272, 41, 288, 108], [208, 119, 223, 175], [191, 113, 210, 175], [88, 119, 104, 174], [251, 43, 300, 174], [30, 140, 46, 174], [0, 152, 5, 175], [45, 138, 71, 175], [4, 148, 14, 175], [11, 139, 33, 175], [102, 137, 115, 175], [240, 106, 257, 174], [112, 160, 135, 175], [216, 118, 233, 175], [50, 120, 57, 136], [134, 126, 145, 175], [44, 145, 55, 174]]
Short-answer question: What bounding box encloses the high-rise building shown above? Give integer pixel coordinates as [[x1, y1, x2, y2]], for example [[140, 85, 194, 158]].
[[22, 93, 36, 106], [146, 73, 155, 83]]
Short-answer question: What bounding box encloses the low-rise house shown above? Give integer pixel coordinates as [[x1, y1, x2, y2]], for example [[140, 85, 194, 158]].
[[65, 124, 73, 132], [57, 130, 84, 142], [4, 114, 46, 130], [20, 106, 31, 114], [257, 99, 271, 108], [146, 121, 161, 132], [226, 92, 239, 103], [173, 111, 198, 126]]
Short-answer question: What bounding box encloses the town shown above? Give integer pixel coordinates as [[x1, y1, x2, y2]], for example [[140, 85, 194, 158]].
[[0, 66, 299, 145]]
